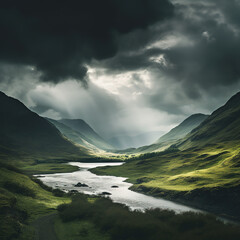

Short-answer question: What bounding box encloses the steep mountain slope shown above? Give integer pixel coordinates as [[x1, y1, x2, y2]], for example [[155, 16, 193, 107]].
[[94, 92, 240, 218], [46, 118, 99, 150], [59, 119, 114, 150], [0, 91, 88, 158], [156, 114, 209, 143], [126, 114, 208, 154], [178, 92, 240, 149]]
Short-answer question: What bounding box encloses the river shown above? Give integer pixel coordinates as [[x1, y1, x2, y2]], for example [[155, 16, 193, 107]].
[[36, 162, 201, 213]]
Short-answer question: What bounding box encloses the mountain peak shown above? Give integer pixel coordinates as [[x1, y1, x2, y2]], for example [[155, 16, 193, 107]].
[[59, 118, 97, 135], [227, 91, 240, 100], [0, 91, 84, 157], [180, 113, 209, 125], [59, 118, 114, 150], [156, 113, 209, 144], [61, 118, 86, 124], [178, 91, 240, 149], [224, 91, 240, 108]]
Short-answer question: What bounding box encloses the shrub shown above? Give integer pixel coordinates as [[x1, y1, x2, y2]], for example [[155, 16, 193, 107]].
[[52, 188, 65, 197], [57, 195, 240, 240], [58, 194, 92, 222]]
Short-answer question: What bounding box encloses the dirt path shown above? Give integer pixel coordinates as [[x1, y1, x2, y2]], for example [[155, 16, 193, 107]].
[[32, 213, 58, 240]]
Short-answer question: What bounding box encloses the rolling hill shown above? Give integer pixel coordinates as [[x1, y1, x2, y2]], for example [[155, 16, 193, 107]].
[[156, 114, 209, 144], [93, 91, 240, 218], [59, 119, 114, 150], [46, 118, 100, 151], [0, 91, 89, 159], [178, 92, 240, 149], [124, 113, 208, 154]]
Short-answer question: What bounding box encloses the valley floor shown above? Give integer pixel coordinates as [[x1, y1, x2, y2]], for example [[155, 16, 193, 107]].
[[0, 157, 75, 240], [1, 141, 240, 239], [91, 141, 240, 220]]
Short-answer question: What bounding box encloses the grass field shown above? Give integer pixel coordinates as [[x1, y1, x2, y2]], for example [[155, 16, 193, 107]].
[[91, 141, 240, 218], [0, 161, 72, 240], [93, 142, 240, 190], [55, 194, 240, 240]]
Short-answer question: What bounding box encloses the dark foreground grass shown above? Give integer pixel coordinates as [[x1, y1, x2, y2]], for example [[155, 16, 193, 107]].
[[55, 217, 110, 240], [0, 162, 71, 240], [57, 194, 240, 240]]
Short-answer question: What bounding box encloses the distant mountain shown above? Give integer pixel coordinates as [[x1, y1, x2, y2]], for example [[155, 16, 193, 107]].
[[0, 91, 88, 158], [124, 114, 208, 154], [156, 114, 209, 144], [46, 118, 87, 146], [59, 119, 114, 150], [178, 92, 240, 149], [103, 91, 240, 219], [46, 118, 100, 151], [109, 131, 164, 149]]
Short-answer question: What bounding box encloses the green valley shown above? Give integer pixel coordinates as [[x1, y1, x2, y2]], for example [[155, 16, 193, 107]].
[[1, 90, 240, 240], [92, 92, 240, 219], [2, 1, 240, 239], [119, 113, 209, 154]]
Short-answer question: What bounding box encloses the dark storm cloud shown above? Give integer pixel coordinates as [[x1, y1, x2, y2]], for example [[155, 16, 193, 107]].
[[2, 0, 240, 141], [216, 0, 240, 26], [159, 1, 240, 93], [0, 0, 174, 83], [0, 63, 40, 103], [94, 0, 240, 99]]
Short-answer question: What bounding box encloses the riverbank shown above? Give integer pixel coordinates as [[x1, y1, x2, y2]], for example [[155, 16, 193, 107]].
[[37, 162, 200, 213], [90, 144, 240, 222], [130, 184, 240, 222], [91, 166, 240, 222], [1, 157, 239, 240]]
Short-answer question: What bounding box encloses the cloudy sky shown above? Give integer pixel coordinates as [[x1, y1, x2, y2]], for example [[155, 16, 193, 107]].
[[1, 0, 240, 144]]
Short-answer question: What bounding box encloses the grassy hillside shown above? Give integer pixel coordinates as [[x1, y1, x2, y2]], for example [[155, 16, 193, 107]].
[[120, 114, 208, 154], [178, 92, 240, 149], [59, 119, 114, 150], [91, 92, 240, 219], [156, 114, 209, 143], [92, 142, 240, 218], [46, 118, 100, 151], [0, 161, 71, 240], [1, 156, 240, 240], [0, 91, 90, 160]]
